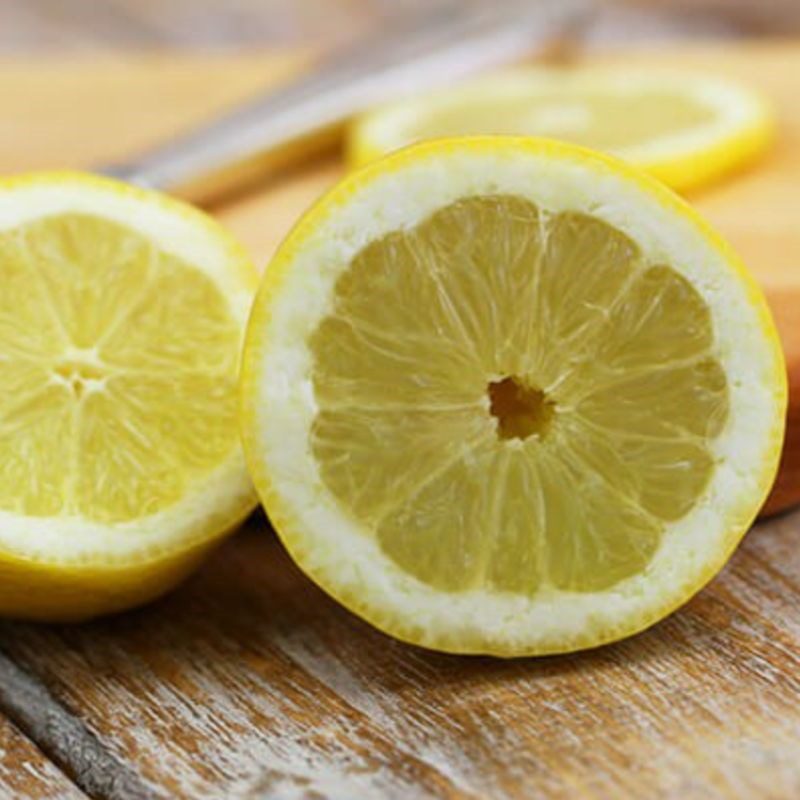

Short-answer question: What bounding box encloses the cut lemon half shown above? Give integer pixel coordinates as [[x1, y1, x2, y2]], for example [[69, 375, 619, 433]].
[[241, 137, 786, 657], [0, 172, 257, 620], [348, 68, 774, 192]]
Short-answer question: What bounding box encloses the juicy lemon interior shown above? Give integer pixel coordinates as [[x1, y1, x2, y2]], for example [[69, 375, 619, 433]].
[[393, 89, 714, 153], [415, 90, 714, 150], [0, 213, 240, 523], [309, 195, 729, 595]]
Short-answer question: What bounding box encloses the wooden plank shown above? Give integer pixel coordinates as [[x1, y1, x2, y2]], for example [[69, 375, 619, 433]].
[[0, 650, 154, 799], [0, 52, 309, 175], [0, 509, 798, 798], [0, 708, 86, 800]]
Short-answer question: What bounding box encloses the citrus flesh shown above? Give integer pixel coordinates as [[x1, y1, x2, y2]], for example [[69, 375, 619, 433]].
[[349, 68, 774, 192], [242, 138, 786, 656], [310, 195, 728, 595], [0, 173, 257, 620]]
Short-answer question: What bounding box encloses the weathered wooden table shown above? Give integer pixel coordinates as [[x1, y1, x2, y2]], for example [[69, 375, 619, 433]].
[[0, 43, 799, 799]]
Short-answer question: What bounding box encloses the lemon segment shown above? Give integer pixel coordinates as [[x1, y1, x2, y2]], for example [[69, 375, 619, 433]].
[[242, 138, 785, 656], [0, 172, 257, 620], [348, 68, 774, 192]]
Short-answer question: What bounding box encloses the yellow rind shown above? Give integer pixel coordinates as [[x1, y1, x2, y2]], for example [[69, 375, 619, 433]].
[[640, 99, 775, 193], [240, 136, 787, 656], [0, 506, 252, 622], [0, 170, 260, 295], [0, 171, 259, 621]]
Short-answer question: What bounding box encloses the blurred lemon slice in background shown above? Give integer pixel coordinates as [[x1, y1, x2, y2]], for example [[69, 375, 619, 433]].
[[349, 68, 774, 192], [241, 137, 785, 656], [0, 172, 257, 620]]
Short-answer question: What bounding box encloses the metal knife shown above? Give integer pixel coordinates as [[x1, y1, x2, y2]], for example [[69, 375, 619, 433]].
[[105, 0, 592, 204]]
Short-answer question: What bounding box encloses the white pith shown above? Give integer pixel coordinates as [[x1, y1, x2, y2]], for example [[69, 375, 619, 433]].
[[247, 141, 784, 651]]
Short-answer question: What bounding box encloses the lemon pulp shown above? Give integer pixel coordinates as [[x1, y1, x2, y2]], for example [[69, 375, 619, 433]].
[[309, 195, 729, 595], [413, 90, 714, 151], [0, 213, 240, 523]]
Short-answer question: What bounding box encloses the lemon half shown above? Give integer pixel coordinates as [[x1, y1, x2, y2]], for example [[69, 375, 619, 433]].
[[241, 138, 785, 656], [349, 68, 774, 192], [0, 172, 257, 620]]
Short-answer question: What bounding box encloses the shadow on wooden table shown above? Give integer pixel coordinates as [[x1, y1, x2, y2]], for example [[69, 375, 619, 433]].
[[0, 508, 797, 797], [5, 505, 793, 683]]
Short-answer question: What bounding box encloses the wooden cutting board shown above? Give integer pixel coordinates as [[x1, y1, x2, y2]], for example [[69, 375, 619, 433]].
[[0, 42, 799, 800]]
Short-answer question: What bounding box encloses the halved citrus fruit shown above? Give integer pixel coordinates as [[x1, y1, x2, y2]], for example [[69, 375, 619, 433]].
[[241, 137, 786, 656], [348, 68, 774, 192], [0, 172, 257, 620]]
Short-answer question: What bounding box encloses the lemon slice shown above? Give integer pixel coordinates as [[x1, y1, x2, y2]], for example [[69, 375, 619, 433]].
[[0, 172, 257, 620], [348, 68, 774, 192], [241, 138, 786, 656]]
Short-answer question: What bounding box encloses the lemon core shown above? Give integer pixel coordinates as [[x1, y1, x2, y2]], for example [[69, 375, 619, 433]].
[[488, 377, 555, 441], [0, 212, 240, 523]]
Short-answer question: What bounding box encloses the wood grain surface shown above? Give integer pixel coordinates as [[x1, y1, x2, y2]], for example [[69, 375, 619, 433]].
[[2, 513, 800, 799], [0, 41, 798, 799], [0, 714, 85, 800]]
